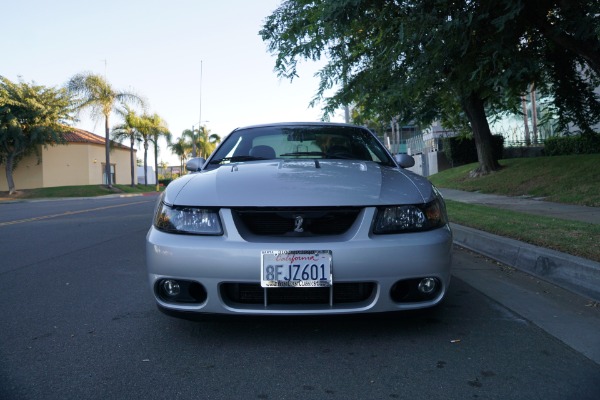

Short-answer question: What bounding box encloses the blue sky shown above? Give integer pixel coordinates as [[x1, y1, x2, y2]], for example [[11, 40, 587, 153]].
[[3, 0, 342, 165]]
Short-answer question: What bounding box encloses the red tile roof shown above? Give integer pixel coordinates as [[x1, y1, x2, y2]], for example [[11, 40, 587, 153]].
[[64, 127, 130, 150]]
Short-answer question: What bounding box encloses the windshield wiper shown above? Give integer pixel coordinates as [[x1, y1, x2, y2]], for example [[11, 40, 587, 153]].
[[209, 155, 267, 164], [326, 153, 355, 160]]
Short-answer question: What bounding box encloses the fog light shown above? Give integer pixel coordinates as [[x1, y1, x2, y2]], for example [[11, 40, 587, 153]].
[[162, 280, 181, 297], [418, 278, 437, 294]]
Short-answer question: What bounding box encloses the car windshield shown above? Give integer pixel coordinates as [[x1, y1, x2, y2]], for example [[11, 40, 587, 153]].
[[206, 125, 395, 169]]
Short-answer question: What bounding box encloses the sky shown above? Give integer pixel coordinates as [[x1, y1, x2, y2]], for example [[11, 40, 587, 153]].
[[3, 0, 343, 166]]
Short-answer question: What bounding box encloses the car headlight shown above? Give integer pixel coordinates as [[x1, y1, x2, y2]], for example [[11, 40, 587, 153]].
[[154, 201, 223, 235], [373, 196, 448, 234]]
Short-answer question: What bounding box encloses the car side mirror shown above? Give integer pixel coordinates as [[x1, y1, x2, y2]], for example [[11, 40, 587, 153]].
[[394, 154, 415, 168], [186, 157, 206, 172]]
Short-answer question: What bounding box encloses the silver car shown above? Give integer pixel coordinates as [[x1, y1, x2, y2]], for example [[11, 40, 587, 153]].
[[146, 122, 452, 317]]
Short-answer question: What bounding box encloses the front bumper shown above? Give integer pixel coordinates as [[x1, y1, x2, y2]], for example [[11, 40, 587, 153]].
[[146, 207, 453, 316]]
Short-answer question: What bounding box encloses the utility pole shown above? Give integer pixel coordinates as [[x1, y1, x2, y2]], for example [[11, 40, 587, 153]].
[[101, 59, 107, 80], [391, 118, 396, 154], [191, 124, 197, 157], [522, 95, 531, 146], [199, 60, 203, 133], [530, 84, 538, 145], [191, 61, 204, 159]]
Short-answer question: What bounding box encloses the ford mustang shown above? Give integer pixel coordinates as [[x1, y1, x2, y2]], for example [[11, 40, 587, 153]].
[[146, 122, 452, 317]]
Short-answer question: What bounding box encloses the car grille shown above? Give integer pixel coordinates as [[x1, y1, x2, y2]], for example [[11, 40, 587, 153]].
[[221, 282, 375, 306], [232, 207, 362, 236]]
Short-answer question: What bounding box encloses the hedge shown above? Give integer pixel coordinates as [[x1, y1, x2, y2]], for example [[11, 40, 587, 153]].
[[158, 178, 174, 186], [543, 134, 600, 156], [442, 135, 504, 166]]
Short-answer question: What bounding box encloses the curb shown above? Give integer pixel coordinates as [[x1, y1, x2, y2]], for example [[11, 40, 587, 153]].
[[119, 192, 161, 198], [0, 192, 160, 203], [451, 223, 600, 302]]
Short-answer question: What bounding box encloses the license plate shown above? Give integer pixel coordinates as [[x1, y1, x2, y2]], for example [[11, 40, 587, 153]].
[[261, 250, 332, 287]]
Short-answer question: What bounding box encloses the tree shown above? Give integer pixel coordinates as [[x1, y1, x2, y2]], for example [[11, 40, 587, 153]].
[[519, 0, 600, 76], [261, 1, 508, 174], [182, 126, 221, 159], [112, 106, 142, 187], [168, 136, 190, 173], [508, 0, 600, 135], [0, 76, 72, 194], [194, 126, 220, 159], [261, 0, 600, 175], [135, 113, 170, 187], [158, 160, 169, 179], [181, 129, 196, 158], [136, 114, 153, 186], [146, 113, 171, 190], [67, 72, 144, 187]]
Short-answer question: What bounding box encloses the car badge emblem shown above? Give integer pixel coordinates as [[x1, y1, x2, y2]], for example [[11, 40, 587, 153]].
[[294, 216, 304, 233]]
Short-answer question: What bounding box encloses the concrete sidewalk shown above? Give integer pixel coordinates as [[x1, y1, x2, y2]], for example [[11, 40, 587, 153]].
[[441, 188, 600, 224], [440, 188, 600, 302]]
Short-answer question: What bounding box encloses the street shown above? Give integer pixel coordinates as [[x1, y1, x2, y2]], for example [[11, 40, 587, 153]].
[[1, 196, 599, 400]]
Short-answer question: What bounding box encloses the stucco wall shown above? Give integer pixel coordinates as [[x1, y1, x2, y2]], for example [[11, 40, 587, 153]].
[[0, 153, 44, 191], [0, 142, 136, 191], [42, 143, 94, 187], [88, 146, 108, 184], [41, 143, 135, 187], [110, 146, 136, 186]]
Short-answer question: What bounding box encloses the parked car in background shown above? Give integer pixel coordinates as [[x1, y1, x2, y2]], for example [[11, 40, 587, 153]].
[[146, 122, 452, 318]]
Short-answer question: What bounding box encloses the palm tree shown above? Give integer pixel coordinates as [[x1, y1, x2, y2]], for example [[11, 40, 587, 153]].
[[194, 126, 221, 158], [181, 128, 196, 157], [181, 126, 220, 159], [67, 72, 144, 188], [168, 136, 190, 174], [136, 114, 153, 186], [112, 106, 142, 187], [158, 160, 169, 179], [146, 113, 171, 190], [136, 113, 170, 187]]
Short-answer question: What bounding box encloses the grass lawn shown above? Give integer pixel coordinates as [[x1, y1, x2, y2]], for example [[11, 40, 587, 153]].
[[429, 154, 600, 261], [429, 154, 600, 207], [445, 200, 600, 262], [0, 184, 161, 200]]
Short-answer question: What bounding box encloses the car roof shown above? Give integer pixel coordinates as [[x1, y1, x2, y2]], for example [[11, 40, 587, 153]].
[[231, 122, 369, 132]]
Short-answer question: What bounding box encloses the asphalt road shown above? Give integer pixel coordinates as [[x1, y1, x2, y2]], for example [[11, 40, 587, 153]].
[[0, 196, 599, 400]]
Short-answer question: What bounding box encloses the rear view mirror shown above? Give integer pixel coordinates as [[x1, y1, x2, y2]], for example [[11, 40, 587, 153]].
[[186, 157, 206, 172], [394, 154, 415, 168], [287, 131, 317, 142]]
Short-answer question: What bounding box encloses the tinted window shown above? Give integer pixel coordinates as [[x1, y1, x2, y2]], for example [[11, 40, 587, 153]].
[[206, 125, 394, 169]]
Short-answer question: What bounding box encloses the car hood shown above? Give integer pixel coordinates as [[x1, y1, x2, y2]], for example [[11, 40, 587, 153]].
[[165, 160, 435, 207]]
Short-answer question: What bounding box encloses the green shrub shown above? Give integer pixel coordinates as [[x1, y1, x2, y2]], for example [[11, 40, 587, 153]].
[[544, 134, 600, 156], [442, 135, 504, 166]]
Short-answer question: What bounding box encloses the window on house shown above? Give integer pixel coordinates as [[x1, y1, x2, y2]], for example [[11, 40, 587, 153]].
[[101, 163, 116, 185]]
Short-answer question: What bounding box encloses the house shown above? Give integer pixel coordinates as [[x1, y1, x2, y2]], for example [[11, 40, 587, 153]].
[[0, 128, 136, 191], [380, 120, 454, 177], [137, 166, 156, 185]]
